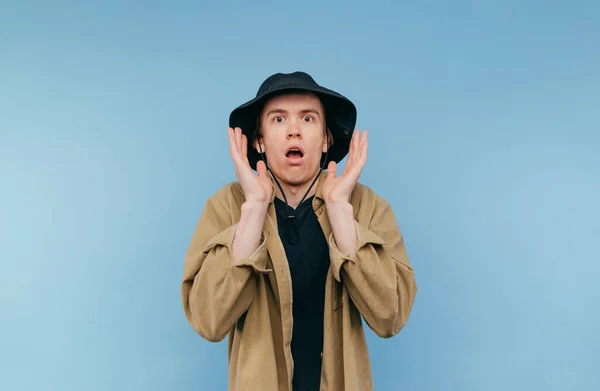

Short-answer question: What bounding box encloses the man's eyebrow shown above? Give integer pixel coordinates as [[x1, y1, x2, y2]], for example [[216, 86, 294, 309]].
[[264, 109, 287, 117], [264, 108, 322, 117], [300, 108, 321, 116]]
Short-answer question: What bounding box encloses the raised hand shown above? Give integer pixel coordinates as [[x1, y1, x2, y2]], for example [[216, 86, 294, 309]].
[[228, 127, 273, 204], [322, 129, 368, 204]]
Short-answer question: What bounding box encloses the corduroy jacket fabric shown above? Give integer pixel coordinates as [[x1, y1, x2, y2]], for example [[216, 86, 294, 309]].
[[181, 171, 417, 390]]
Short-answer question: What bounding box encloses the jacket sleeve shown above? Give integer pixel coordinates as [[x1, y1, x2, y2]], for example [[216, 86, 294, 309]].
[[328, 195, 417, 338], [181, 194, 271, 342]]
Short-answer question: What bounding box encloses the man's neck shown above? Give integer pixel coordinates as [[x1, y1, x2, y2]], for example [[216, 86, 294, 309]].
[[273, 172, 321, 209]]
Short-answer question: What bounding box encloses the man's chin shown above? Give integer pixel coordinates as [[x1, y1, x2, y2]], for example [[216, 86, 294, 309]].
[[273, 168, 316, 187]]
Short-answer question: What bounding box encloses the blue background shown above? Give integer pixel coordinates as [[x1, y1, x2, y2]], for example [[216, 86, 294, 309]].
[[1, 1, 599, 390]]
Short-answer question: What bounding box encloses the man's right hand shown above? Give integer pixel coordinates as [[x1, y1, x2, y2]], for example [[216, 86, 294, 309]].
[[228, 127, 272, 264], [228, 127, 273, 204]]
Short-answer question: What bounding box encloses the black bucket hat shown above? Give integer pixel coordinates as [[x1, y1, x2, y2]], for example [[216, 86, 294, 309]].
[[228, 71, 357, 170]]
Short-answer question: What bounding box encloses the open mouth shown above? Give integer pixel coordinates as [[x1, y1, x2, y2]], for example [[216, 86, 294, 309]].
[[286, 148, 304, 159]]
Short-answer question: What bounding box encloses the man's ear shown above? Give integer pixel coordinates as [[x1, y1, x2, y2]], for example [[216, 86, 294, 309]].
[[322, 128, 333, 153], [253, 137, 265, 153]]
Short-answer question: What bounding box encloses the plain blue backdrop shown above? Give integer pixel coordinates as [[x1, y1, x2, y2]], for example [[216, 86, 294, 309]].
[[1, 1, 599, 390]]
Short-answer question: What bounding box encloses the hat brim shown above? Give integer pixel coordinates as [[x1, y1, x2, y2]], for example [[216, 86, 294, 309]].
[[229, 83, 357, 170]]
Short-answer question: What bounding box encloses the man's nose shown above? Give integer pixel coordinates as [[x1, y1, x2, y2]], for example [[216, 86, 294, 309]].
[[287, 122, 302, 138]]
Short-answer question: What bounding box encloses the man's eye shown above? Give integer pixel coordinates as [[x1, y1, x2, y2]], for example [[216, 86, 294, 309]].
[[303, 116, 313, 122], [274, 116, 284, 123]]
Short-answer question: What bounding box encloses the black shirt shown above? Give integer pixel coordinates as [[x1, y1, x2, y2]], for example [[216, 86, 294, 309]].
[[274, 195, 330, 391]]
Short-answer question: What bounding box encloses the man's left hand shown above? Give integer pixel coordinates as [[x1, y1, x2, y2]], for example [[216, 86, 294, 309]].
[[322, 129, 368, 205]]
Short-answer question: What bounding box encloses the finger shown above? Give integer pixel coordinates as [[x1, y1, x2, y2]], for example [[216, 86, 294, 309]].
[[348, 157, 365, 180], [228, 128, 246, 172], [344, 133, 354, 173], [348, 129, 358, 165], [256, 159, 267, 177], [351, 151, 367, 173], [241, 133, 249, 165], [351, 129, 366, 166], [350, 129, 360, 166], [360, 130, 368, 163], [327, 161, 337, 179], [228, 128, 239, 160], [235, 127, 243, 154], [356, 128, 364, 153], [348, 131, 367, 165]]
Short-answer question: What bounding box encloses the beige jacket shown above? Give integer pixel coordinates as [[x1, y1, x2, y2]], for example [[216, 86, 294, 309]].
[[181, 171, 417, 390]]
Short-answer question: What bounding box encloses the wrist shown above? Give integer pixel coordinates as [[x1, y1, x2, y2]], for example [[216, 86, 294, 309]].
[[326, 202, 355, 230], [326, 202, 358, 257], [325, 201, 353, 214], [241, 200, 269, 216]]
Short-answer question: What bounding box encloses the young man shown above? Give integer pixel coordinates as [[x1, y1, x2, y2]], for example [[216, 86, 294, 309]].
[[181, 71, 417, 391]]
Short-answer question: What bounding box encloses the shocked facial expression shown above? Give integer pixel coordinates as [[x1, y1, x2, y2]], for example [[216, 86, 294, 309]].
[[254, 93, 328, 187]]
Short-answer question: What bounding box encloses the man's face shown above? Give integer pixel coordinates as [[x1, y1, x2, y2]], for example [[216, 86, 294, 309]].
[[254, 93, 328, 187]]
